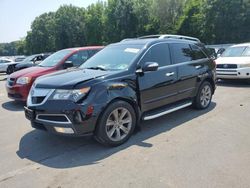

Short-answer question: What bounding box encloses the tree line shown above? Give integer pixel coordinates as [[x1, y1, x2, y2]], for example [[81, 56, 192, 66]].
[[1, 0, 250, 56]]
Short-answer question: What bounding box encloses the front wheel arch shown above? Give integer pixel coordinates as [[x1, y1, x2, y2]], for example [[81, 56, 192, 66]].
[[95, 97, 141, 134]]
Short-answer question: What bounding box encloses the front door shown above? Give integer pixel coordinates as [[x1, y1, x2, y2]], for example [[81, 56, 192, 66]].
[[138, 43, 178, 112]]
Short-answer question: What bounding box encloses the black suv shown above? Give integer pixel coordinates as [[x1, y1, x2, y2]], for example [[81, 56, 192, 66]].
[[24, 36, 216, 146]]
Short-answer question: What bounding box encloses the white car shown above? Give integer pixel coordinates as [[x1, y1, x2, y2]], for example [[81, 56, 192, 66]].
[[216, 43, 250, 80], [0, 58, 15, 73]]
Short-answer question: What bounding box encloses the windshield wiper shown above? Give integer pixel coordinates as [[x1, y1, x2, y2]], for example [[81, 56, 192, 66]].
[[85, 66, 107, 71]]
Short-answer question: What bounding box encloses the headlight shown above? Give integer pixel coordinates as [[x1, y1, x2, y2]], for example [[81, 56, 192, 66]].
[[239, 63, 250, 68], [16, 77, 31, 85], [52, 87, 90, 102]]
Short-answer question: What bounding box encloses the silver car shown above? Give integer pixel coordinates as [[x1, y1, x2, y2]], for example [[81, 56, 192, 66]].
[[0, 58, 15, 73]]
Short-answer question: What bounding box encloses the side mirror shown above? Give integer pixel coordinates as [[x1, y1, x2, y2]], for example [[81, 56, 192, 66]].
[[63, 61, 74, 69], [142, 62, 159, 72]]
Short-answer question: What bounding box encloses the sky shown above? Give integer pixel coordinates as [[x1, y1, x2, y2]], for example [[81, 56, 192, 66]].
[[0, 0, 100, 43]]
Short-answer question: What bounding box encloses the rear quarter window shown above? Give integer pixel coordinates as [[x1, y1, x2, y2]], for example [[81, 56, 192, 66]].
[[190, 44, 207, 60]]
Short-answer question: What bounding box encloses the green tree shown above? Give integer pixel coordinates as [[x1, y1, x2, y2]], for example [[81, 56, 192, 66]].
[[54, 5, 86, 50], [85, 1, 105, 45], [177, 0, 205, 40], [25, 12, 56, 54], [103, 0, 137, 43]]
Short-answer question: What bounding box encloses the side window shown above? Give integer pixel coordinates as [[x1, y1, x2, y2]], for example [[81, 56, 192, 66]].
[[190, 44, 207, 60], [67, 51, 89, 67], [141, 43, 171, 67], [171, 43, 192, 64]]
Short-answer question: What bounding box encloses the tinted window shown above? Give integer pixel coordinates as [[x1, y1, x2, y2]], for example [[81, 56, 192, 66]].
[[141, 43, 171, 67], [67, 50, 89, 67], [171, 43, 192, 64], [190, 45, 207, 60]]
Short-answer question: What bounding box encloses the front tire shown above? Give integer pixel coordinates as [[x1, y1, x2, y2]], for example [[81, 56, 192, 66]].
[[6, 65, 15, 74], [193, 81, 213, 109], [94, 101, 136, 147]]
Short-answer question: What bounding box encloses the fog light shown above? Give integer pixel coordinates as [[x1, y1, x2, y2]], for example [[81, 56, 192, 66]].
[[54, 127, 74, 134]]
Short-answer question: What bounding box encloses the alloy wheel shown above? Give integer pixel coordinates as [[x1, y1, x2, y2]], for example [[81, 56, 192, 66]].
[[200, 85, 212, 108], [105, 107, 132, 142]]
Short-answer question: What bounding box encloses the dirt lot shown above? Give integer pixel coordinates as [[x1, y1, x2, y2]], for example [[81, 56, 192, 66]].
[[0, 74, 250, 188]]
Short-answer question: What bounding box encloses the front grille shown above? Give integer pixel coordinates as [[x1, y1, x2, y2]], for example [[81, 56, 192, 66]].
[[28, 88, 53, 106], [37, 115, 69, 122], [8, 78, 15, 86], [36, 114, 71, 124], [216, 64, 237, 69]]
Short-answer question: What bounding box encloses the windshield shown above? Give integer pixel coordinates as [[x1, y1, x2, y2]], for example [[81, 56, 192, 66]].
[[221, 46, 250, 57], [81, 44, 144, 71], [22, 55, 37, 63], [39, 49, 73, 67]]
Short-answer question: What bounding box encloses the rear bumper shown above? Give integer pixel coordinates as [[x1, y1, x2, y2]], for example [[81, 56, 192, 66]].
[[216, 67, 250, 79], [6, 84, 31, 101]]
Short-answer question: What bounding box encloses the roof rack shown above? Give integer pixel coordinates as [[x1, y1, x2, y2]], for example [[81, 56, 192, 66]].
[[121, 34, 200, 43], [138, 34, 200, 42]]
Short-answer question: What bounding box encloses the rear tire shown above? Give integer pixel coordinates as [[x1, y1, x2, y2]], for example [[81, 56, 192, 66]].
[[193, 81, 213, 109], [94, 101, 136, 147]]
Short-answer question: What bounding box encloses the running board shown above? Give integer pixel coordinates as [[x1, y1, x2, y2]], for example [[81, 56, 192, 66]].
[[143, 102, 193, 121]]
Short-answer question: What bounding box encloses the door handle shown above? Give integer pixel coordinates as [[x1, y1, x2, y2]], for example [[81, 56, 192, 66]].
[[166, 72, 175, 77], [195, 65, 202, 69]]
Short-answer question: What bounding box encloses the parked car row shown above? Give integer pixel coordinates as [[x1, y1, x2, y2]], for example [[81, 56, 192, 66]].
[[4, 35, 217, 146], [6, 53, 52, 74]]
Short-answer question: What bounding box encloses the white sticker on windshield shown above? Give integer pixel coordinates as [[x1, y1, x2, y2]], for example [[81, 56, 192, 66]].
[[124, 48, 140, 53]]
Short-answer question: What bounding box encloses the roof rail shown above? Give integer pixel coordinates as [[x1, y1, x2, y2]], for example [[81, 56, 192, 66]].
[[138, 34, 200, 42], [120, 38, 138, 42]]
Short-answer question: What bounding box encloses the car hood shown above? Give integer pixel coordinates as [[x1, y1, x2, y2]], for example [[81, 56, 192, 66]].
[[34, 68, 110, 89], [216, 57, 250, 65], [10, 66, 53, 79]]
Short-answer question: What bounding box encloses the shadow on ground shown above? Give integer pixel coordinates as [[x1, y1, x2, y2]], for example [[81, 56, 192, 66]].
[[217, 79, 250, 88], [17, 102, 216, 169], [2, 101, 25, 112]]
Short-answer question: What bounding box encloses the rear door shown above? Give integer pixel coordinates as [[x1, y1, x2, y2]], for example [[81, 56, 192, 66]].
[[138, 43, 178, 112], [170, 43, 208, 101]]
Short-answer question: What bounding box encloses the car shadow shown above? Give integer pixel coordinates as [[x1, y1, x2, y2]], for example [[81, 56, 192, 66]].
[[17, 102, 216, 169], [2, 101, 25, 112], [217, 79, 250, 88]]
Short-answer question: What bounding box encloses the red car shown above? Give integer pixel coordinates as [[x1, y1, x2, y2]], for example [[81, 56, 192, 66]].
[[6, 46, 103, 101]]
